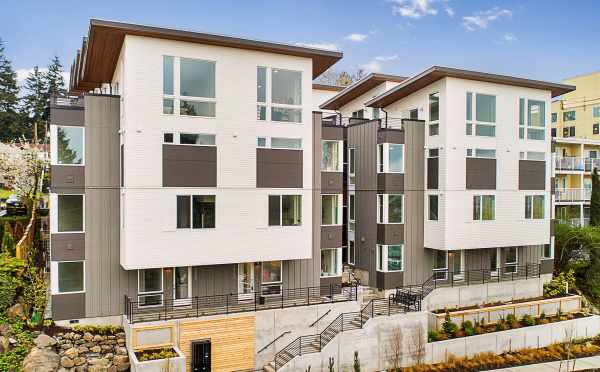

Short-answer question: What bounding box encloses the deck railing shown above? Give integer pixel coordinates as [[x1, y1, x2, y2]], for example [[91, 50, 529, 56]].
[[124, 283, 357, 324], [555, 188, 591, 202]]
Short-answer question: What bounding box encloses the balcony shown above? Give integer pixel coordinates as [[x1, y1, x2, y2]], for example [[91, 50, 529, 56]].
[[555, 188, 591, 203], [566, 217, 590, 227], [554, 156, 600, 173]]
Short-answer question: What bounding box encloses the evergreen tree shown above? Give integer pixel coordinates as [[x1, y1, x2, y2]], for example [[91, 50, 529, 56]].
[[591, 168, 600, 226], [1, 223, 16, 256], [21, 66, 47, 142], [45, 56, 66, 97], [0, 38, 25, 142]]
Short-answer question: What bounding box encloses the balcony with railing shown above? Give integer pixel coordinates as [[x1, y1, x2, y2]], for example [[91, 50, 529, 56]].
[[554, 156, 600, 173], [555, 188, 591, 203]]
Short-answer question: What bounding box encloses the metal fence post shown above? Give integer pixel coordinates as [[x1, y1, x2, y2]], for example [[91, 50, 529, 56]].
[[330, 283, 333, 300], [226, 294, 229, 314]]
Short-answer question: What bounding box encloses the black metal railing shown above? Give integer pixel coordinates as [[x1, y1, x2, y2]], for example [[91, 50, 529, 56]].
[[274, 297, 405, 370], [124, 283, 357, 324], [257, 331, 291, 354]]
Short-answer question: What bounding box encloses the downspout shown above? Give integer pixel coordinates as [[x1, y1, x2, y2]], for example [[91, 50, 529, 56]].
[[381, 107, 389, 129], [335, 110, 342, 126]]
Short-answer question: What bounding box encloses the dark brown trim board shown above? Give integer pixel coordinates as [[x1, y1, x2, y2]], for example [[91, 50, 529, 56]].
[[52, 293, 86, 321], [256, 148, 303, 188], [321, 172, 343, 194], [377, 129, 404, 144], [466, 158, 497, 190], [162, 144, 217, 187], [377, 173, 404, 193]]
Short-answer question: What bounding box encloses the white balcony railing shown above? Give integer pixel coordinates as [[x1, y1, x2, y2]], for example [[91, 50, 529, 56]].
[[555, 188, 591, 202], [568, 218, 590, 227], [554, 156, 600, 172]]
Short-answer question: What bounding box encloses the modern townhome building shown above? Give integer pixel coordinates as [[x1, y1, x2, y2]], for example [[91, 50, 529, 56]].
[[48, 18, 574, 372], [551, 71, 600, 226]]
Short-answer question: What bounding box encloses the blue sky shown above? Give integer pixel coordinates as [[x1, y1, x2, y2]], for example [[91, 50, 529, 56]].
[[2, 0, 600, 86]]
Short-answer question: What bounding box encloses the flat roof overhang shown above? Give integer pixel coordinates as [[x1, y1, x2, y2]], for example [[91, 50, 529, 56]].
[[70, 19, 343, 93], [319, 73, 406, 110]]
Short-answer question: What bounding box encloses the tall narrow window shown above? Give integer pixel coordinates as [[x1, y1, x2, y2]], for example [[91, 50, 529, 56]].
[[348, 148, 356, 185], [504, 247, 518, 273], [377, 194, 404, 224], [322, 195, 340, 225], [525, 195, 545, 219], [57, 195, 84, 232], [527, 100, 545, 140], [376, 244, 404, 272], [321, 248, 341, 277], [429, 92, 440, 135], [473, 195, 495, 220], [257, 67, 267, 120], [428, 194, 439, 221], [519, 98, 525, 139], [163, 56, 174, 95], [262, 261, 282, 295]]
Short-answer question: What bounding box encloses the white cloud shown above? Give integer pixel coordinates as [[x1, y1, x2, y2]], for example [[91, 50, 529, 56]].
[[503, 33, 517, 42], [15, 67, 70, 88], [374, 55, 399, 62], [295, 42, 338, 51], [361, 54, 399, 73], [389, 0, 454, 19], [345, 33, 368, 42], [360, 60, 382, 73], [462, 7, 512, 31]]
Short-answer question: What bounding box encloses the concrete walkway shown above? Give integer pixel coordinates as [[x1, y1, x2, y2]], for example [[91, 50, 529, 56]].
[[487, 355, 600, 371]]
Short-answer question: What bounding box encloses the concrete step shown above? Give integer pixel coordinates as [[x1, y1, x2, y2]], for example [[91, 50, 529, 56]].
[[263, 361, 276, 372]]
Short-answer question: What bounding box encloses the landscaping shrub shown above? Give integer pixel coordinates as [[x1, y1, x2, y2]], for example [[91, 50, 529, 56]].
[[0, 271, 19, 312], [72, 324, 124, 335], [427, 330, 440, 342], [462, 321, 475, 336], [442, 311, 459, 337], [544, 269, 576, 298], [521, 314, 535, 326], [1, 222, 15, 256], [136, 348, 178, 362]]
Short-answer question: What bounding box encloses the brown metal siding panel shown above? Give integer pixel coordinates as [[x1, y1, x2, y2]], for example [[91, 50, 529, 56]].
[[321, 126, 344, 140], [466, 158, 497, 190], [377, 173, 404, 193], [540, 259, 554, 274], [256, 148, 303, 188], [51, 165, 85, 190], [427, 158, 439, 190], [376, 224, 404, 245], [191, 264, 237, 297], [402, 120, 426, 285], [83, 95, 131, 318], [376, 271, 403, 289], [51, 233, 85, 261], [50, 107, 85, 126], [321, 172, 343, 193], [163, 145, 217, 187], [52, 293, 86, 320], [321, 226, 343, 249], [377, 129, 404, 144], [519, 160, 546, 190]]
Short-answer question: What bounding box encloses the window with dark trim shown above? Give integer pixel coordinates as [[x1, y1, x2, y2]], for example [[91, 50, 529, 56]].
[[176, 195, 215, 229]]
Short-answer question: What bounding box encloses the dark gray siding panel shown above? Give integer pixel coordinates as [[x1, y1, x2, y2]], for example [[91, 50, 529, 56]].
[[466, 158, 497, 190], [377, 129, 404, 144], [256, 149, 302, 188], [52, 293, 85, 320], [192, 264, 237, 296], [321, 172, 343, 194], [427, 158, 439, 190], [321, 126, 345, 140], [84, 95, 131, 318], [51, 165, 85, 190], [540, 259, 554, 274], [376, 271, 403, 289], [403, 120, 426, 285], [51, 233, 85, 261], [377, 173, 404, 193], [519, 160, 546, 190], [377, 224, 404, 245], [163, 145, 217, 187], [321, 226, 343, 248], [51, 107, 84, 127]]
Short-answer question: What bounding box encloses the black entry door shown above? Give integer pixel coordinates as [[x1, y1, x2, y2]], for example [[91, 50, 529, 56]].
[[192, 340, 211, 372]]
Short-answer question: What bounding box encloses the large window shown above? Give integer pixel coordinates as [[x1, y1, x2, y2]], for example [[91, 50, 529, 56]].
[[261, 261, 282, 295], [525, 195, 545, 219], [321, 248, 342, 277], [527, 100, 546, 140], [473, 195, 495, 221], [54, 261, 84, 294], [164, 132, 216, 146], [176, 195, 215, 229], [377, 244, 404, 272], [322, 140, 341, 171], [56, 126, 84, 165], [466, 148, 496, 158], [504, 247, 518, 274], [466, 93, 496, 137], [57, 195, 84, 232], [429, 92, 439, 135], [563, 110, 576, 121], [257, 67, 302, 123], [138, 268, 163, 306], [269, 195, 302, 226], [377, 143, 404, 173], [428, 194, 439, 221], [593, 106, 600, 118], [377, 194, 404, 224], [322, 195, 341, 225], [256, 137, 302, 149], [162, 56, 216, 117]]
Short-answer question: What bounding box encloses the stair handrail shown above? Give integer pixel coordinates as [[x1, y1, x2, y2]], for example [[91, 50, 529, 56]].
[[309, 309, 331, 328], [258, 331, 291, 354]]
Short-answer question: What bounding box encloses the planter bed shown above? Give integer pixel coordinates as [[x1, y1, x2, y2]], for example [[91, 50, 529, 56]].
[[429, 311, 589, 342], [402, 338, 600, 371], [431, 294, 575, 314], [130, 346, 186, 372]]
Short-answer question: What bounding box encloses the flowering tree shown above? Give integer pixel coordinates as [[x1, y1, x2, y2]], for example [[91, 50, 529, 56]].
[[0, 141, 45, 208]]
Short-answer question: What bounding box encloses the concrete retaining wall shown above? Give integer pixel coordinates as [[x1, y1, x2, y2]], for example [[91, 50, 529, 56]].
[[426, 315, 600, 364], [421, 275, 551, 312]]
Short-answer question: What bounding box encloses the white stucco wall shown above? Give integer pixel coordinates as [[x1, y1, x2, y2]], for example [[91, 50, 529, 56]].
[[115, 35, 316, 269]]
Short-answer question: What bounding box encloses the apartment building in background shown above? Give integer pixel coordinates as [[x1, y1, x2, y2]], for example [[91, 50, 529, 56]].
[[552, 71, 600, 226], [48, 19, 573, 371]]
